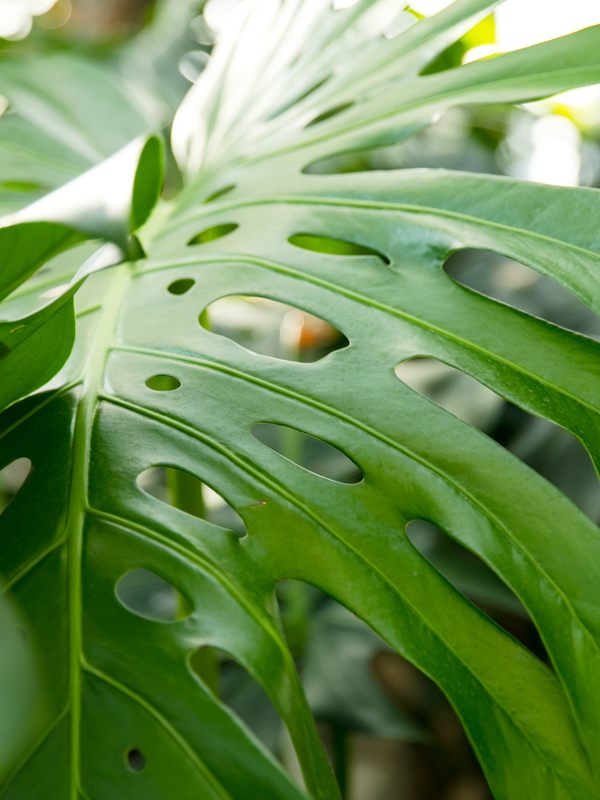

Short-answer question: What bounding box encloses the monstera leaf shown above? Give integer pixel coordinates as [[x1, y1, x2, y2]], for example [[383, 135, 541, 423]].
[[2, 1, 600, 798]]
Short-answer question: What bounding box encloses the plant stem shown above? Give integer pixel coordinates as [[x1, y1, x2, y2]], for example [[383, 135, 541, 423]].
[[167, 468, 219, 695]]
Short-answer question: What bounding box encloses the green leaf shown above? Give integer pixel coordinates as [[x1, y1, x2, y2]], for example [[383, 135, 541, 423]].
[[0, 590, 39, 783], [0, 136, 163, 412], [2, 2, 600, 799], [0, 54, 151, 213]]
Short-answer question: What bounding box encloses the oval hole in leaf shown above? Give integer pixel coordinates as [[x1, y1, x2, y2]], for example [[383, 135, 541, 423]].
[[395, 357, 503, 430], [116, 569, 192, 623], [289, 233, 390, 264], [187, 223, 238, 246], [287, 587, 425, 740], [268, 75, 331, 120], [145, 374, 181, 391], [201, 296, 349, 361], [0, 458, 32, 515], [203, 184, 236, 203], [305, 102, 354, 128], [252, 423, 362, 484], [125, 748, 146, 773], [396, 358, 600, 522], [406, 519, 550, 662], [445, 249, 599, 337], [136, 466, 246, 537], [168, 278, 195, 295], [188, 647, 282, 751], [300, 148, 375, 175]]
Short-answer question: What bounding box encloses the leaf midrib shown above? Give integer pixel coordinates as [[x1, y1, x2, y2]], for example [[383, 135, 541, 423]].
[[64, 265, 131, 799]]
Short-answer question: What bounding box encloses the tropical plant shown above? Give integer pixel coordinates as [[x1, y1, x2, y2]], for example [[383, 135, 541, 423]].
[[1, 1, 600, 798]]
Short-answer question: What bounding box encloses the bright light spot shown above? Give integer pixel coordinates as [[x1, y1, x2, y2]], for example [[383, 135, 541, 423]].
[[357, 1, 416, 39], [0, 96, 8, 117], [190, 15, 215, 45], [178, 50, 210, 83], [40, 283, 70, 300], [332, 0, 360, 9], [541, 86, 600, 128], [202, 485, 227, 511], [203, 0, 243, 34], [528, 115, 581, 186], [384, 10, 417, 39], [495, 0, 600, 51], [462, 44, 499, 64], [0, 0, 57, 40], [409, 0, 452, 15], [36, 0, 71, 31]]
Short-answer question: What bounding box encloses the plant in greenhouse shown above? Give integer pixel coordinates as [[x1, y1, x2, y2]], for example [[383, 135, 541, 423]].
[[1, 1, 600, 798]]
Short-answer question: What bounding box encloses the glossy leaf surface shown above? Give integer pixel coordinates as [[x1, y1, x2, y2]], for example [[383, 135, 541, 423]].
[[2, 1, 600, 799]]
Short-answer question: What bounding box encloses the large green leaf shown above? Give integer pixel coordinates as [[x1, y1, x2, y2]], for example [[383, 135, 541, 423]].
[[2, 1, 600, 798]]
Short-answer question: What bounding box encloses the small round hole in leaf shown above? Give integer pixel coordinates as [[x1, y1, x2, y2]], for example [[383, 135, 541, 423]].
[[125, 748, 146, 773], [168, 278, 195, 295], [145, 374, 181, 392]]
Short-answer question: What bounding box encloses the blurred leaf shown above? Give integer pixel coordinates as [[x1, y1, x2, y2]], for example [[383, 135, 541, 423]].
[[304, 604, 426, 741]]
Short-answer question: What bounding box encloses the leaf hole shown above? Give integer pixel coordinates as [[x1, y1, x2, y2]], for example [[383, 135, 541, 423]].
[[290, 590, 426, 739], [406, 520, 550, 661], [137, 466, 246, 536], [395, 357, 600, 521], [116, 569, 193, 623], [252, 423, 362, 484], [203, 184, 236, 203], [267, 75, 331, 120], [200, 296, 349, 361], [395, 357, 503, 430], [444, 249, 599, 337], [145, 374, 181, 391], [0, 457, 32, 515], [187, 223, 238, 246], [300, 151, 373, 175], [188, 647, 282, 752], [289, 233, 390, 264], [125, 748, 146, 773], [168, 278, 195, 295], [305, 102, 354, 128]]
